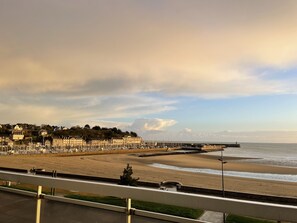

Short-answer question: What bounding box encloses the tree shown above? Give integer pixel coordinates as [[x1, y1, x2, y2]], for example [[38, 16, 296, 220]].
[[130, 131, 138, 137], [103, 130, 113, 139], [92, 126, 101, 130], [119, 164, 139, 186], [84, 124, 91, 129]]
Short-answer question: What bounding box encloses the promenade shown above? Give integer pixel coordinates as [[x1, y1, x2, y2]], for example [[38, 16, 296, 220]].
[[1, 169, 297, 223], [0, 191, 170, 223]]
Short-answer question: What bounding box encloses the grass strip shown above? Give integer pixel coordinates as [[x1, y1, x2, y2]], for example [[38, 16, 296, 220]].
[[132, 199, 203, 219], [65, 194, 203, 219], [227, 214, 276, 223], [1, 184, 51, 194]]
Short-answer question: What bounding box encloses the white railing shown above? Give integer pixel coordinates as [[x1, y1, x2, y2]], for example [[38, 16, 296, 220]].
[[0, 170, 297, 223]]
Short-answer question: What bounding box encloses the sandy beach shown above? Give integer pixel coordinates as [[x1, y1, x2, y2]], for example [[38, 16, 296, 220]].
[[0, 151, 296, 198]]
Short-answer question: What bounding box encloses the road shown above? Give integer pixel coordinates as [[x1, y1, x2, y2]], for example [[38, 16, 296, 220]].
[[0, 191, 172, 223]]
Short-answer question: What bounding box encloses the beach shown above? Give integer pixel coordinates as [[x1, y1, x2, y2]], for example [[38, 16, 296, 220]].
[[0, 150, 297, 198]]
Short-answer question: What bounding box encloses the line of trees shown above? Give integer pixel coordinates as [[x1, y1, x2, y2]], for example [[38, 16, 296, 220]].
[[0, 123, 138, 143], [52, 125, 138, 141]]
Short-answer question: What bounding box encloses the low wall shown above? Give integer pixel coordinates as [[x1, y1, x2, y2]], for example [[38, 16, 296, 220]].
[[1, 166, 296, 206]]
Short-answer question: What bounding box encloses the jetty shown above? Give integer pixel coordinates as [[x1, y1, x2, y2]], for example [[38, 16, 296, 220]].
[[145, 141, 240, 150], [139, 142, 240, 157]]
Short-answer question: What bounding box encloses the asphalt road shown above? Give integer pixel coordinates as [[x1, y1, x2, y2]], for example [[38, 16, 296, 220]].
[[0, 191, 172, 223]]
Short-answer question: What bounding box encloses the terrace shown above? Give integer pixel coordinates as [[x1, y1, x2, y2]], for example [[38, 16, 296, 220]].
[[0, 169, 296, 223]]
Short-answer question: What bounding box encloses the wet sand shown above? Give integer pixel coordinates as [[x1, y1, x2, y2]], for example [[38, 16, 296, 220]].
[[0, 152, 296, 198]]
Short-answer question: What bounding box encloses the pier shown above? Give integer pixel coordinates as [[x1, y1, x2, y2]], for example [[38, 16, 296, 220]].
[[145, 141, 240, 150], [137, 142, 240, 157]]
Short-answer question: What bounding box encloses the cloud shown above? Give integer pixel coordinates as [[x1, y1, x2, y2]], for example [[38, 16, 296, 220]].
[[209, 130, 297, 143], [80, 118, 178, 138], [178, 128, 193, 135], [1, 1, 297, 127], [130, 118, 177, 133], [0, 103, 73, 126], [78, 120, 131, 130], [183, 128, 192, 133], [1, 0, 297, 99], [0, 94, 176, 126], [140, 129, 297, 143]]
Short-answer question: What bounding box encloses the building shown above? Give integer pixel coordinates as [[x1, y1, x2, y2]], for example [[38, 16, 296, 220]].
[[89, 139, 109, 147], [69, 137, 86, 147], [123, 136, 143, 145], [110, 136, 143, 147], [39, 129, 48, 137], [44, 140, 51, 148], [52, 136, 142, 149], [0, 137, 13, 147], [12, 125, 24, 141], [111, 138, 124, 146], [52, 137, 86, 148]]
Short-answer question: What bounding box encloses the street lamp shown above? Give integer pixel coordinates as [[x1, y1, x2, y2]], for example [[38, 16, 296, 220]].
[[218, 149, 227, 223]]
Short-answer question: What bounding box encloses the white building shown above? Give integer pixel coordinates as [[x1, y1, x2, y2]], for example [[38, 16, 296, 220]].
[[12, 125, 24, 141]]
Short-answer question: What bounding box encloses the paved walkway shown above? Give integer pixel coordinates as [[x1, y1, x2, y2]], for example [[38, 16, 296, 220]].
[[199, 211, 225, 223], [0, 191, 172, 223]]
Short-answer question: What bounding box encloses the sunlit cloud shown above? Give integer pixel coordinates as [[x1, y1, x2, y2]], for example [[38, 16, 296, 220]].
[[183, 128, 192, 133], [0, 0, 297, 137], [130, 118, 177, 133], [1, 0, 297, 99], [0, 94, 176, 126]]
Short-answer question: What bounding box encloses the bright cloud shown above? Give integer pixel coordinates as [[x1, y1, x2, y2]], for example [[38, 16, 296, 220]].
[[183, 128, 192, 133], [130, 118, 177, 132]]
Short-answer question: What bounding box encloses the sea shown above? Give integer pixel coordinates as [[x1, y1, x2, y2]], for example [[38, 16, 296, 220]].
[[206, 142, 297, 168], [150, 143, 297, 183]]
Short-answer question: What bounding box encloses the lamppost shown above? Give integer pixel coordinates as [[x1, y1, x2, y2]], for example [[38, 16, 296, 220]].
[[1, 136, 3, 151], [218, 149, 227, 223]]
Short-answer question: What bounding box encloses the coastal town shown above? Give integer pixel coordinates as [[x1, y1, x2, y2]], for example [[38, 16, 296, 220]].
[[0, 123, 143, 155], [0, 123, 239, 156]]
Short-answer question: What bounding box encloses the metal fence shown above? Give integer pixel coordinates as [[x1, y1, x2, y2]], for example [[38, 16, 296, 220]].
[[0, 170, 296, 223]]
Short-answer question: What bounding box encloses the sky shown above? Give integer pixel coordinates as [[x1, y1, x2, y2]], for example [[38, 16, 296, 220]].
[[1, 0, 297, 143]]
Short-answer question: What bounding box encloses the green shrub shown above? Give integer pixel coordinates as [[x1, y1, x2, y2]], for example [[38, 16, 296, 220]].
[[65, 194, 203, 219], [119, 163, 139, 186]]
